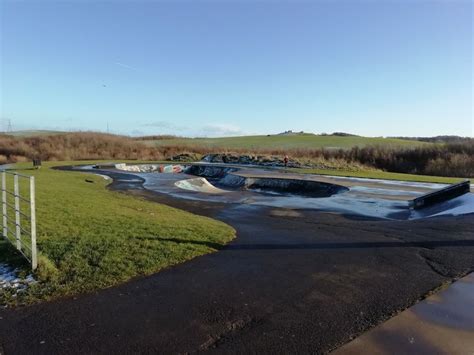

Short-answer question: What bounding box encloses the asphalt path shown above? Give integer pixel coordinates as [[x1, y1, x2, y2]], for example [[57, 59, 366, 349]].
[[0, 170, 473, 354]]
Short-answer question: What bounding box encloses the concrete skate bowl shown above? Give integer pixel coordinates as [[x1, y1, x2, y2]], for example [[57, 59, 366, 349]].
[[244, 177, 348, 197], [183, 165, 349, 198]]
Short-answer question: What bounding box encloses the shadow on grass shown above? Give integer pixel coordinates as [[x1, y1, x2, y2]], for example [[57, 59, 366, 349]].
[[133, 236, 225, 250], [146, 238, 474, 251], [225, 239, 474, 250], [0, 238, 30, 269], [2, 167, 38, 172]]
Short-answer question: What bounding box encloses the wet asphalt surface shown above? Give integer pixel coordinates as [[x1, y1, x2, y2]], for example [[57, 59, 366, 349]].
[[0, 170, 473, 354], [333, 272, 474, 354]]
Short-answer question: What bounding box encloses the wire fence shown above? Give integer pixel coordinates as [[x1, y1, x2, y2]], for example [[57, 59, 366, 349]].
[[1, 170, 37, 270]]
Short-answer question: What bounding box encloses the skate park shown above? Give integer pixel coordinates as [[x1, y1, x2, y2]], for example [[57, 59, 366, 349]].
[[0, 161, 473, 354], [92, 162, 474, 221]]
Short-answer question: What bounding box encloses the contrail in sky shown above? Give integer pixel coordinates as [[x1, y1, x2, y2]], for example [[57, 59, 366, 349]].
[[114, 62, 138, 71]]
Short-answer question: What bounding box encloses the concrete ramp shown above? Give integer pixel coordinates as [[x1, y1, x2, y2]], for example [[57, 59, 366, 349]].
[[174, 178, 229, 194]]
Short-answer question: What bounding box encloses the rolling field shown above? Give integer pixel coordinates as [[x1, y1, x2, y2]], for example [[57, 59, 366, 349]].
[[143, 134, 429, 150], [0, 161, 235, 305]]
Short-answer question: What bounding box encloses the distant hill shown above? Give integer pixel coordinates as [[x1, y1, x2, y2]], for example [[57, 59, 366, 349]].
[[142, 134, 429, 150], [135, 134, 181, 141], [275, 130, 310, 136], [0, 130, 66, 137], [390, 135, 473, 144], [321, 132, 360, 137], [274, 131, 359, 137]]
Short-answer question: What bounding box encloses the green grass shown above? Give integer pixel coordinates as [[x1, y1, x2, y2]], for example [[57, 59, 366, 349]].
[[291, 167, 466, 184], [144, 134, 429, 150], [0, 161, 235, 305]]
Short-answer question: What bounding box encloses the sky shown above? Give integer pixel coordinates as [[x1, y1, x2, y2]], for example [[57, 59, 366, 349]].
[[0, 0, 472, 137]]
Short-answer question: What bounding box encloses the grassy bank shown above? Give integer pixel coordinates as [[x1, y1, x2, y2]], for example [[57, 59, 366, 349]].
[[292, 167, 466, 184], [0, 161, 235, 305]]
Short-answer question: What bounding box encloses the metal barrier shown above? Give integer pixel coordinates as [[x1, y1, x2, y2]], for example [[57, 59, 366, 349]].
[[411, 180, 471, 210], [0, 170, 37, 270]]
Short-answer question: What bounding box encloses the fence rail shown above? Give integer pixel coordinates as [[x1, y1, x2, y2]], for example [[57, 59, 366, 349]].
[[0, 170, 37, 270]]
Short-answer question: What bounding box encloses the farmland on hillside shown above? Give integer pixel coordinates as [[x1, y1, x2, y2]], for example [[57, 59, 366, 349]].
[[143, 134, 429, 150]]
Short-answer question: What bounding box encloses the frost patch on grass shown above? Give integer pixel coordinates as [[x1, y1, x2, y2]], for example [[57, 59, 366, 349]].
[[0, 263, 35, 292]]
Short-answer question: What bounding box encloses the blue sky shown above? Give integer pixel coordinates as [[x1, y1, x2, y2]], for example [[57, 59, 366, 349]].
[[1, 0, 472, 137]]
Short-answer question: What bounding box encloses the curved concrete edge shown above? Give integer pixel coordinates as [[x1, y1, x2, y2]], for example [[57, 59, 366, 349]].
[[245, 177, 349, 197], [185, 164, 349, 197], [175, 174, 349, 198], [174, 177, 229, 194]]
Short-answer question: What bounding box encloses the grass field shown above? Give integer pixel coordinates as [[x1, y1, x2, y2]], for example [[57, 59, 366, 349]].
[[144, 134, 429, 150], [0, 161, 235, 305], [292, 167, 466, 184]]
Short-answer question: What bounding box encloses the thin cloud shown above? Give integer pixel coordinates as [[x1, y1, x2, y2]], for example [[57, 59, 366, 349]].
[[199, 123, 245, 137], [131, 129, 145, 136], [114, 62, 138, 71], [141, 121, 186, 130], [140, 121, 248, 137]]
